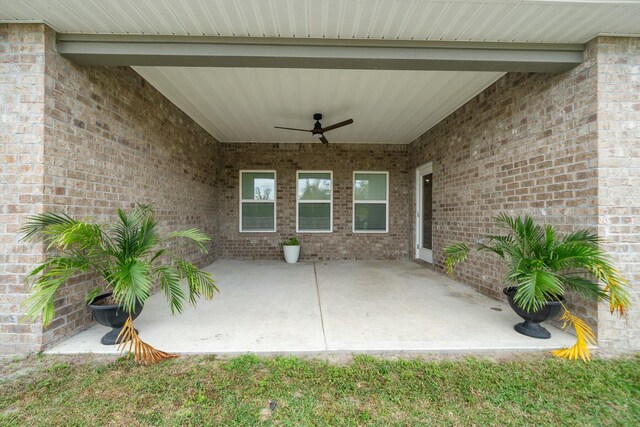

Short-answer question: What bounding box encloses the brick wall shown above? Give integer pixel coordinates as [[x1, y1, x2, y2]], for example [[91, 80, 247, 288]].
[[217, 143, 410, 260], [407, 41, 601, 330], [0, 24, 47, 354], [1, 24, 218, 353], [595, 37, 640, 349]]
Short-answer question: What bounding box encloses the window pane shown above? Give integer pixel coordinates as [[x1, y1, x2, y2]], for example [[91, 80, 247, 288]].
[[422, 173, 433, 249], [242, 172, 275, 200], [354, 173, 387, 201], [354, 203, 387, 231], [298, 173, 331, 200], [298, 203, 331, 231], [242, 203, 274, 230]]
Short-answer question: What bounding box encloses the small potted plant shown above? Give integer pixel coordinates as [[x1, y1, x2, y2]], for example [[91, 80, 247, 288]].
[[282, 236, 301, 263], [444, 213, 631, 361], [20, 204, 219, 364]]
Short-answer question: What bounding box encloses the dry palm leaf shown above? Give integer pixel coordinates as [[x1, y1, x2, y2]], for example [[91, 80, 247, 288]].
[[552, 307, 596, 362], [117, 315, 178, 364]]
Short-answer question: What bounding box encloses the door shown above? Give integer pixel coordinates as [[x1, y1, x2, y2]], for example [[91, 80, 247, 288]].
[[416, 163, 433, 262]]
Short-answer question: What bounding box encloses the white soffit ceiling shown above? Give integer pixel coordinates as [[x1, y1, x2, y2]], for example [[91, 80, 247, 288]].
[[133, 67, 503, 144], [1, 0, 639, 43]]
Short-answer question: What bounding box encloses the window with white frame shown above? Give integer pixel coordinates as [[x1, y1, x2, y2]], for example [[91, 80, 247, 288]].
[[297, 171, 332, 232], [239, 171, 276, 232], [353, 171, 389, 233]]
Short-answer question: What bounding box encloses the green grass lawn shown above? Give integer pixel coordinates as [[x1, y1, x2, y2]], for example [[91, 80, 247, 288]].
[[1, 353, 639, 426]]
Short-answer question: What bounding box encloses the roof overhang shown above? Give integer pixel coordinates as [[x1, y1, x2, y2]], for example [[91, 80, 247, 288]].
[[57, 34, 584, 73], [2, 1, 640, 44]]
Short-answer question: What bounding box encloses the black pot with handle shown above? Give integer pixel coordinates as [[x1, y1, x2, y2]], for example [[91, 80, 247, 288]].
[[88, 293, 143, 345]]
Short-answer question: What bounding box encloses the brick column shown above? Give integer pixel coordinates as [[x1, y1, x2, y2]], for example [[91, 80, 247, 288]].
[[596, 36, 640, 350], [0, 24, 46, 353]]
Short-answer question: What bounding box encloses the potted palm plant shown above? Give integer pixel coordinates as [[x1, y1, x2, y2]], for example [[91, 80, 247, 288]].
[[444, 213, 630, 361], [20, 205, 218, 364], [282, 236, 301, 263]]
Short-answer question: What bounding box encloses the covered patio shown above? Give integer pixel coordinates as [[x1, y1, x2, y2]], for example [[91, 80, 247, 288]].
[[48, 260, 574, 355], [1, 1, 638, 357]]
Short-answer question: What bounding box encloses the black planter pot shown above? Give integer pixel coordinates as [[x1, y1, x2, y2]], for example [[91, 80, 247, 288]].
[[88, 293, 143, 345], [503, 286, 563, 339]]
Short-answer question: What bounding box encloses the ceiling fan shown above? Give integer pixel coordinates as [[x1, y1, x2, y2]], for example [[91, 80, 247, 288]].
[[274, 113, 354, 144]]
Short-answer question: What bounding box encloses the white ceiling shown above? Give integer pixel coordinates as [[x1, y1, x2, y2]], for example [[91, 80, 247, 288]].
[[1, 0, 638, 43], [3, 0, 638, 144], [133, 67, 503, 143]]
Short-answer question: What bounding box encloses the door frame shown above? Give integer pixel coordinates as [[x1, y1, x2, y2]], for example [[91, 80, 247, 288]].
[[415, 162, 433, 262]]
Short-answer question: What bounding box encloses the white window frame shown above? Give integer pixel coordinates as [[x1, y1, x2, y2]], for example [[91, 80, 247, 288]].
[[239, 170, 277, 233], [296, 170, 333, 233], [352, 171, 389, 234]]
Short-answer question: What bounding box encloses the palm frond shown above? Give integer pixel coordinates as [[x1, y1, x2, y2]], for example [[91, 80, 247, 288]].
[[552, 307, 596, 362], [590, 263, 632, 315], [23, 256, 90, 326], [513, 270, 564, 312], [492, 213, 517, 231], [177, 260, 219, 305], [85, 287, 104, 304], [111, 205, 160, 260], [135, 214, 160, 258], [559, 275, 606, 301], [149, 249, 166, 263], [131, 203, 153, 220], [19, 211, 76, 242], [117, 316, 178, 364], [480, 234, 519, 259], [49, 222, 107, 254], [544, 225, 557, 252], [561, 229, 600, 245], [110, 259, 153, 314], [21, 213, 107, 255], [155, 265, 186, 315], [549, 241, 604, 271], [111, 209, 133, 260], [443, 243, 470, 277], [519, 216, 546, 257], [164, 229, 211, 253]]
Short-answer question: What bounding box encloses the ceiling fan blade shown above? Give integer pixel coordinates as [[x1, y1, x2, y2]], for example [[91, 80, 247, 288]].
[[274, 126, 311, 132], [321, 118, 354, 132], [319, 135, 329, 144]]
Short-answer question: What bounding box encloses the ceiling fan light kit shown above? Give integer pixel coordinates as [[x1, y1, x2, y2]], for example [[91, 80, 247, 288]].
[[275, 113, 354, 144]]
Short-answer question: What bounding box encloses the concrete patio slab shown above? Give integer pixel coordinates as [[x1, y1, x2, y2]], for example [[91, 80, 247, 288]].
[[316, 261, 575, 351], [48, 260, 325, 354], [47, 260, 576, 355]]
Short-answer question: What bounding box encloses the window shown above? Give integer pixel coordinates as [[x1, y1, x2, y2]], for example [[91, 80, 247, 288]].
[[297, 171, 333, 232], [353, 171, 389, 233], [239, 171, 276, 232]]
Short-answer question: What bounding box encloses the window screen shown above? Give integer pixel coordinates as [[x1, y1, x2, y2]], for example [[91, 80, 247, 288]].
[[240, 171, 276, 232], [354, 172, 388, 232], [297, 172, 332, 232]]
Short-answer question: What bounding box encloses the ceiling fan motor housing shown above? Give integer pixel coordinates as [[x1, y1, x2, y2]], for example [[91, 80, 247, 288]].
[[313, 113, 323, 132]]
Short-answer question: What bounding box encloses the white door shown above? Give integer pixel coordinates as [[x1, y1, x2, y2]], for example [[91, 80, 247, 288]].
[[416, 163, 433, 262]]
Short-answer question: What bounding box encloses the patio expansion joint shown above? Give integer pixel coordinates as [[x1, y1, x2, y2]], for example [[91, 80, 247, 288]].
[[313, 261, 329, 351]]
